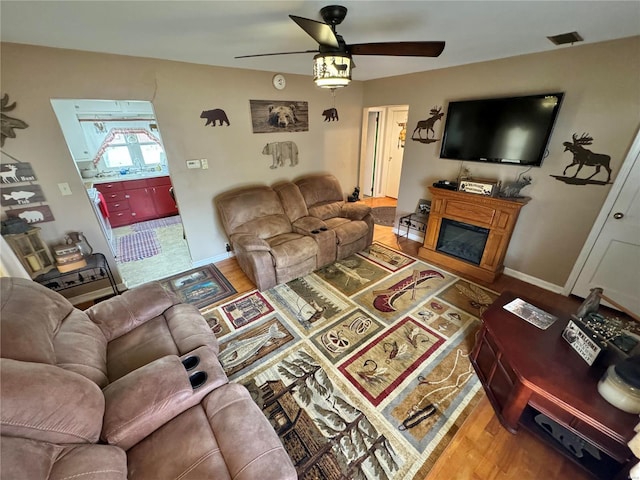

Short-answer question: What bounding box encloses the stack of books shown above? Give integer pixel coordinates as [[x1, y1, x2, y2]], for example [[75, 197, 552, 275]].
[[53, 244, 87, 273]]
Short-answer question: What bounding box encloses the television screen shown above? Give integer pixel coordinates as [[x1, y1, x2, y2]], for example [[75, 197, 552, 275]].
[[439, 93, 564, 166]]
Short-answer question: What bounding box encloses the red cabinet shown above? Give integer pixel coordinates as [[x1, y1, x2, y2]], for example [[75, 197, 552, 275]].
[[96, 176, 178, 227]]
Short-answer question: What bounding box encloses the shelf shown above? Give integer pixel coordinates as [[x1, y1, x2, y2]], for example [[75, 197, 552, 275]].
[[34, 253, 118, 296], [520, 406, 625, 480]]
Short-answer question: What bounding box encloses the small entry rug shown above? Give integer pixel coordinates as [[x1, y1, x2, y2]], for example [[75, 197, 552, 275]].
[[201, 242, 498, 479], [132, 214, 183, 232], [116, 230, 161, 263], [160, 264, 237, 309], [371, 206, 397, 226]]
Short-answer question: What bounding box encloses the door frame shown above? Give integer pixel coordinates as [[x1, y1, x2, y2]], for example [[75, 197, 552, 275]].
[[563, 125, 640, 296], [359, 105, 409, 198], [359, 107, 386, 198]]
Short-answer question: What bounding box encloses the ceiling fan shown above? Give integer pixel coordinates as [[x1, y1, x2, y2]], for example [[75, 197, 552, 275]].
[[235, 5, 445, 88]]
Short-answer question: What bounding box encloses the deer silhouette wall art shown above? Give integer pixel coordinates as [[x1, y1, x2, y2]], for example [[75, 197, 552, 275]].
[[558, 132, 612, 184], [412, 106, 444, 144]]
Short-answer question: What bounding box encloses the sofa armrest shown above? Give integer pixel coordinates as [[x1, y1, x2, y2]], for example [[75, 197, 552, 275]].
[[230, 233, 271, 252], [341, 202, 371, 220], [101, 348, 227, 450], [291, 216, 328, 235], [86, 282, 179, 342]]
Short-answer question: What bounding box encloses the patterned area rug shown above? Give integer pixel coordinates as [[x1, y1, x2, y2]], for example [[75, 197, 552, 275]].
[[201, 243, 498, 479], [116, 230, 161, 263], [371, 206, 397, 227], [160, 264, 237, 309]]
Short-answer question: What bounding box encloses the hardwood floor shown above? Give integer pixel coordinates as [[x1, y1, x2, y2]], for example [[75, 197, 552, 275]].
[[215, 197, 595, 480]]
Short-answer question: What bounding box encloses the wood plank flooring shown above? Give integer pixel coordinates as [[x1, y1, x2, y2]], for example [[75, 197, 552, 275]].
[[215, 197, 595, 480]]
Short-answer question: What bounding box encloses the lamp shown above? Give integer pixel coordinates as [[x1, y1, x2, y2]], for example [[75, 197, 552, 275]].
[[313, 53, 352, 88]]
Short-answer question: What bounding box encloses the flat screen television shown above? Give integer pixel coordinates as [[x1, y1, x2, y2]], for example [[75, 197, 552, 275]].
[[439, 92, 564, 166]]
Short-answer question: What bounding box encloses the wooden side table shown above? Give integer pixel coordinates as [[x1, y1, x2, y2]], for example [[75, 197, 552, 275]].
[[34, 252, 119, 297], [471, 292, 635, 480]]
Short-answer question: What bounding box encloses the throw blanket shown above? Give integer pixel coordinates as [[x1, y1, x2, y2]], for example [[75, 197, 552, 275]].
[[262, 141, 299, 169]]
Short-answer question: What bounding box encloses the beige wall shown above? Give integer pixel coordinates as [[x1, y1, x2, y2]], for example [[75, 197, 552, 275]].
[[364, 36, 640, 287], [0, 43, 364, 280], [2, 38, 639, 289]]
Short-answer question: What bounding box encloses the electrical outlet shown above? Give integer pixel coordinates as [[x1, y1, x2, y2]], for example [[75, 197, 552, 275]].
[[186, 159, 201, 169], [201, 159, 209, 169], [58, 182, 72, 196]]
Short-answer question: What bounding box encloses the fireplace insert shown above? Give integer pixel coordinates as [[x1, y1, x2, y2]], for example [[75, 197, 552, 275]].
[[436, 219, 489, 265]]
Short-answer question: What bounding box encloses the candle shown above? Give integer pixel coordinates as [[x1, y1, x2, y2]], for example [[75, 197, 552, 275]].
[[26, 254, 42, 272]]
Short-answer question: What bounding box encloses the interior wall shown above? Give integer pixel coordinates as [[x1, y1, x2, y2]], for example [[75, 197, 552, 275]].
[[363, 36, 640, 287], [0, 43, 364, 278]]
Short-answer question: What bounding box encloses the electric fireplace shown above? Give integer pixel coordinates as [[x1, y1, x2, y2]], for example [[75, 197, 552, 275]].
[[418, 187, 530, 282], [436, 219, 489, 266]]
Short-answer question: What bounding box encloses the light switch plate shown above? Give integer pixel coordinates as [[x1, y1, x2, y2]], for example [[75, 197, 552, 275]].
[[58, 182, 72, 195], [201, 159, 208, 169]]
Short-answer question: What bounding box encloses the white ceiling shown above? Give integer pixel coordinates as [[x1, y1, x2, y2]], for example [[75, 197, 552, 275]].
[[1, 1, 639, 81]]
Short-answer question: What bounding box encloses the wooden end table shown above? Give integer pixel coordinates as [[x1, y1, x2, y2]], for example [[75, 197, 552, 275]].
[[471, 291, 635, 480]]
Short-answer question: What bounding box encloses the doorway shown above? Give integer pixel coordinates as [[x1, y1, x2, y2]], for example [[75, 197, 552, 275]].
[[50, 99, 192, 288], [359, 105, 408, 199]]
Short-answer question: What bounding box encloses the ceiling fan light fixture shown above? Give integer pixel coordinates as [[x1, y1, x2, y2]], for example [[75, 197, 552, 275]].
[[313, 53, 352, 88]]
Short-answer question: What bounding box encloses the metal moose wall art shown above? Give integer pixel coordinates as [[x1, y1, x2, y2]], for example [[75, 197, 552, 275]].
[[1, 94, 29, 147], [411, 106, 444, 144], [552, 132, 613, 185]]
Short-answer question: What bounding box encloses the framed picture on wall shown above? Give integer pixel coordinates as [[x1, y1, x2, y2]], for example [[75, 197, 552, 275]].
[[249, 100, 309, 133]]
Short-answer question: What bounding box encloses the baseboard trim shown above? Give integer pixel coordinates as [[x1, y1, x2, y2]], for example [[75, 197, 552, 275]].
[[503, 267, 565, 294], [192, 252, 234, 268], [67, 284, 126, 305], [392, 227, 425, 244]]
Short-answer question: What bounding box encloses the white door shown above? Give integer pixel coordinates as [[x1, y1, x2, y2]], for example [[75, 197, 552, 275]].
[[383, 108, 408, 198], [569, 131, 640, 315]]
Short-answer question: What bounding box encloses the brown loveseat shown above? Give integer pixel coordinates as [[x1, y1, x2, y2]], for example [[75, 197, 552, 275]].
[[0, 277, 296, 480], [216, 173, 373, 291]]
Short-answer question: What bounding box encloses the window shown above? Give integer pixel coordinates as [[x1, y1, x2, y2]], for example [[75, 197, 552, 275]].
[[97, 129, 165, 170]]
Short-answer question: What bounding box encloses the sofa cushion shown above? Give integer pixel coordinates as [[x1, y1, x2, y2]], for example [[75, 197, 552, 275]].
[[217, 186, 289, 235], [267, 234, 317, 268], [274, 182, 308, 223], [106, 303, 218, 382], [1, 359, 105, 444], [86, 282, 180, 342], [308, 201, 344, 220], [236, 214, 292, 240], [332, 219, 370, 245], [126, 383, 294, 480], [0, 436, 127, 480], [54, 309, 109, 387], [0, 277, 74, 364], [295, 174, 344, 206]]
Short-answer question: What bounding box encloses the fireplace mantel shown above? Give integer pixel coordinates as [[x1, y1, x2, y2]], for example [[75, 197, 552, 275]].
[[418, 187, 530, 282]]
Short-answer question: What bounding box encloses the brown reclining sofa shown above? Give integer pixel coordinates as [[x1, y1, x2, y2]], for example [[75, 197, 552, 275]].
[[0, 277, 296, 480], [216, 173, 374, 291]]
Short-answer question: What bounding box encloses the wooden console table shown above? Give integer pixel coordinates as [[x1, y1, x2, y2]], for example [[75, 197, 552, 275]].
[[471, 292, 635, 480], [418, 187, 529, 282]]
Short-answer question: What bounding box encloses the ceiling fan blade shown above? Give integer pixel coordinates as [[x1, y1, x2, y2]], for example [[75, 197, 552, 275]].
[[289, 15, 339, 48], [349, 41, 445, 57], [235, 49, 318, 59]]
